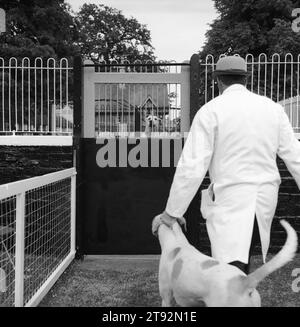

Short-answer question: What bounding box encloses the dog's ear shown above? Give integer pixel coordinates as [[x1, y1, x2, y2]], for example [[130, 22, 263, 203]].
[[152, 214, 162, 237]]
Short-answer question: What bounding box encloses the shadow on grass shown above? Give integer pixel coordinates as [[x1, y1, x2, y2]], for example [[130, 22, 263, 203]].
[[39, 254, 300, 307]]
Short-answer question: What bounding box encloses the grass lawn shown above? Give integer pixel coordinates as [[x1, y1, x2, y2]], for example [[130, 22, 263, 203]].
[[39, 254, 300, 307]]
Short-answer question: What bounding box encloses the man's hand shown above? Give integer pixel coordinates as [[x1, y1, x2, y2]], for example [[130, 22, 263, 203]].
[[152, 211, 187, 236]]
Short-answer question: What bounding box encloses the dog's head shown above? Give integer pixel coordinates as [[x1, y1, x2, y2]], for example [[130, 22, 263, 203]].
[[152, 214, 186, 237], [145, 115, 161, 130]]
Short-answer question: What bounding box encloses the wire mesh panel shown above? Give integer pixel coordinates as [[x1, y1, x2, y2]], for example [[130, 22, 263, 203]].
[[0, 168, 76, 307], [23, 178, 71, 306], [201, 53, 300, 133], [0, 196, 16, 307]]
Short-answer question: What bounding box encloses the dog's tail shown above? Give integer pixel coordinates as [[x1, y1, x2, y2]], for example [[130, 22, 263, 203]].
[[244, 220, 298, 289]]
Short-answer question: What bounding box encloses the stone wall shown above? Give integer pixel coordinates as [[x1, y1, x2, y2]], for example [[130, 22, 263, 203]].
[[0, 146, 73, 185], [272, 158, 300, 252]]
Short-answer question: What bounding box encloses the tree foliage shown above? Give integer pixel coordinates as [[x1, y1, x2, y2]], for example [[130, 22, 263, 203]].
[[0, 1, 156, 62], [76, 3, 155, 62], [0, 0, 79, 60], [200, 0, 300, 58], [197, 0, 300, 107], [0, 1, 157, 132]]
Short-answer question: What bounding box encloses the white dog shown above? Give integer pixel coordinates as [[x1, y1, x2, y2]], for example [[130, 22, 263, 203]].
[[152, 215, 298, 307], [144, 115, 161, 137]]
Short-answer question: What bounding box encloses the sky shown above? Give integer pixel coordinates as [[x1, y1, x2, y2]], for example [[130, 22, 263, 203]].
[[66, 0, 218, 62]]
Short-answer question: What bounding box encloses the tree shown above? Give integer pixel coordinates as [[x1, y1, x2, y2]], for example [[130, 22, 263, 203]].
[[0, 0, 79, 60], [200, 0, 300, 58], [197, 0, 300, 106], [0, 1, 79, 132], [75, 3, 155, 62]]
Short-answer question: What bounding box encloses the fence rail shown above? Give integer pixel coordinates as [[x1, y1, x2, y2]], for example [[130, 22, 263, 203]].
[[0, 168, 76, 307], [0, 57, 73, 137], [1, 54, 300, 140], [201, 53, 300, 134]]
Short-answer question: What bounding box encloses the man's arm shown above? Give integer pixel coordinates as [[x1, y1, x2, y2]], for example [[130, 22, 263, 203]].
[[165, 106, 216, 218], [277, 104, 300, 189]]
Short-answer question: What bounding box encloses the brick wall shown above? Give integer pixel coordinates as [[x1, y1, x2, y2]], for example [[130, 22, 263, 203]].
[[0, 146, 73, 185], [273, 158, 300, 252]]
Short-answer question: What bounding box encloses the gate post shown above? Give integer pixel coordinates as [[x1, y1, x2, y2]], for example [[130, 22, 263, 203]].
[[189, 54, 201, 124], [73, 56, 82, 140], [83, 59, 95, 138], [185, 53, 202, 250], [181, 62, 190, 133], [73, 56, 84, 259]]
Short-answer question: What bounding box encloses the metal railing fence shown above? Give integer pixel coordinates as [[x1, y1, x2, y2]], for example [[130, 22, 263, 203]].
[[0, 57, 73, 136], [201, 53, 300, 133]]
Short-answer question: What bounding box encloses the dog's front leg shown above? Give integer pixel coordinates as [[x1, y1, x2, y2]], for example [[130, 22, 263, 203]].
[[159, 264, 176, 307], [162, 299, 171, 307], [161, 290, 176, 307]]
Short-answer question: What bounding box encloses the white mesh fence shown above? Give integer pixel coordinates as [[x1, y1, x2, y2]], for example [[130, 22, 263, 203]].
[[0, 196, 16, 306], [0, 168, 76, 307]]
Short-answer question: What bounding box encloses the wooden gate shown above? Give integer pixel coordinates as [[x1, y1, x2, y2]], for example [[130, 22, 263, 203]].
[[74, 55, 206, 255]]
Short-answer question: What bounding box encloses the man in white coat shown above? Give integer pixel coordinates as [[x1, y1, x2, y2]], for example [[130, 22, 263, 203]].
[[153, 55, 300, 274]]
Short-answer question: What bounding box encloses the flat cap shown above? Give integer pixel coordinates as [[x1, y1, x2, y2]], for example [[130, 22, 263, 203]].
[[212, 56, 249, 78]]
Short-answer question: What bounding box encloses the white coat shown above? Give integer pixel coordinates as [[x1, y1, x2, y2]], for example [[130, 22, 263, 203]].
[[166, 84, 300, 264]]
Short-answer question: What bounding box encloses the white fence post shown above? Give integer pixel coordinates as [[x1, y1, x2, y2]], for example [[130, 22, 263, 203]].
[[0, 168, 76, 307], [70, 173, 76, 253], [14, 192, 25, 307], [181, 63, 191, 133]]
